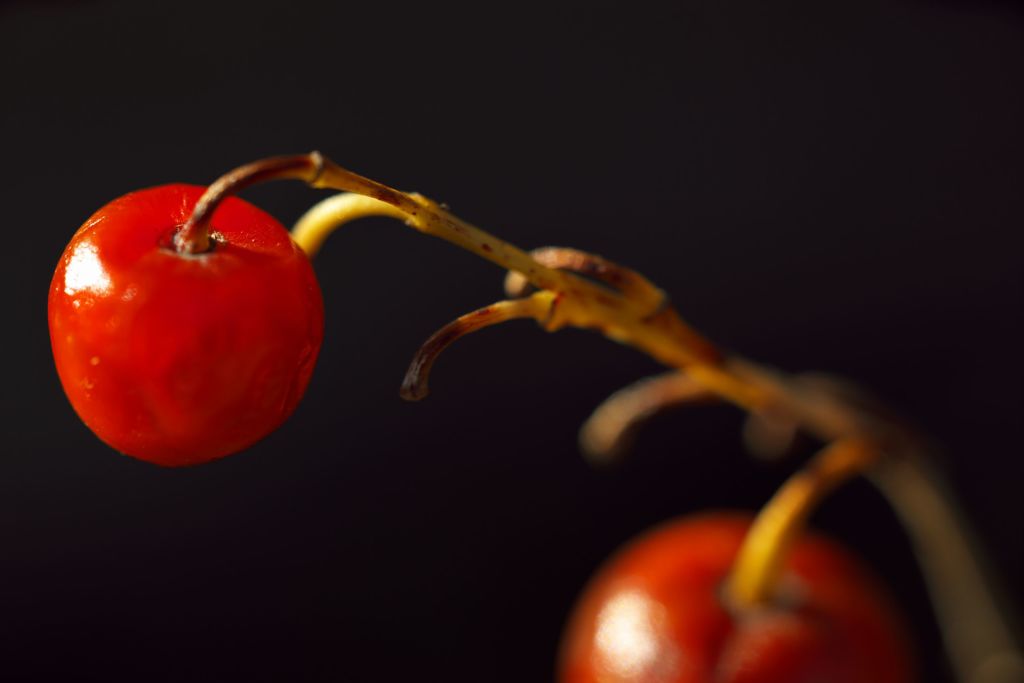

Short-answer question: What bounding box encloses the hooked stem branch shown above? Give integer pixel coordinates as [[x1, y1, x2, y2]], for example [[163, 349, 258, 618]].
[[399, 292, 557, 401]]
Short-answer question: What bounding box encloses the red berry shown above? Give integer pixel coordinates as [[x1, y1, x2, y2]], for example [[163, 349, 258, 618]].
[[559, 513, 915, 683], [49, 184, 324, 466]]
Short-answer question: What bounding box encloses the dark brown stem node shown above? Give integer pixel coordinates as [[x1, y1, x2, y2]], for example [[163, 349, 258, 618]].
[[504, 246, 666, 317]]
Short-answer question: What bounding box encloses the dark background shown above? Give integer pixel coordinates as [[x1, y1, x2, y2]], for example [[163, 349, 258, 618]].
[[2, 0, 1021, 680]]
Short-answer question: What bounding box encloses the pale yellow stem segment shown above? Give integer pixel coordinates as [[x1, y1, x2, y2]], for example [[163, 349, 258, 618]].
[[292, 193, 408, 257], [727, 438, 879, 607]]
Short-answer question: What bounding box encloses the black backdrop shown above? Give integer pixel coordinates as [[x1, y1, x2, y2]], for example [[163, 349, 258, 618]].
[[2, 1, 1021, 681]]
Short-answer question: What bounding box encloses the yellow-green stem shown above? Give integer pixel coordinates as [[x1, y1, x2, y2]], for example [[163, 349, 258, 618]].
[[726, 438, 879, 607]]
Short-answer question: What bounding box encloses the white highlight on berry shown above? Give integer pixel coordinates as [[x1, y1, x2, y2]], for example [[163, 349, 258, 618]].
[[64, 240, 111, 296], [594, 589, 680, 680]]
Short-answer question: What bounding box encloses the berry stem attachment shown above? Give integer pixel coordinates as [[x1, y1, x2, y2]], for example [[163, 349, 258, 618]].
[[177, 153, 324, 254], [726, 438, 880, 608]]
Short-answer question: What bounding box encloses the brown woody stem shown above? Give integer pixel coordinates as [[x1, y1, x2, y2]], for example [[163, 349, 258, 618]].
[[176, 153, 325, 254], [400, 292, 556, 401]]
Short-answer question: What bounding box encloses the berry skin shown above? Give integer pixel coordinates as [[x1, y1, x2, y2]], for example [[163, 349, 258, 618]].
[[559, 513, 915, 683], [49, 184, 324, 466]]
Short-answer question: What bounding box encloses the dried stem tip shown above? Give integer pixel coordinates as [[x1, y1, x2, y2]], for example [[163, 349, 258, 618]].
[[400, 293, 556, 401]]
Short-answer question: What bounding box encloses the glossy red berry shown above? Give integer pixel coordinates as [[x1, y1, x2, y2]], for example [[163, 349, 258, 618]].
[[49, 184, 324, 466], [559, 513, 915, 683]]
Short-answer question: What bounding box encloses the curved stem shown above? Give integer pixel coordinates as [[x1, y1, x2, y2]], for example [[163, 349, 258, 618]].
[[578, 371, 716, 463], [292, 192, 408, 257], [727, 438, 879, 607], [177, 153, 324, 254], [871, 457, 1024, 683], [400, 292, 557, 401]]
